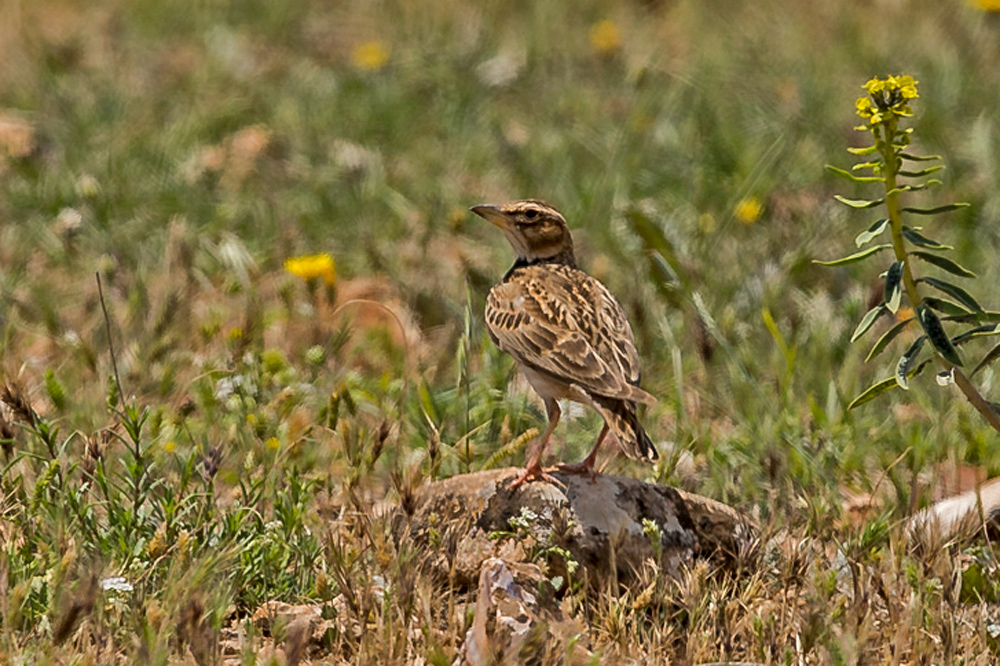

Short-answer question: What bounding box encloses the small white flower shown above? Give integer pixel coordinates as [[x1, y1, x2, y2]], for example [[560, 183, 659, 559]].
[[101, 576, 134, 592]]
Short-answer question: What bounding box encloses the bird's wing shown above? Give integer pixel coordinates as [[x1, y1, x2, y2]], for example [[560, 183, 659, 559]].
[[486, 265, 653, 403]]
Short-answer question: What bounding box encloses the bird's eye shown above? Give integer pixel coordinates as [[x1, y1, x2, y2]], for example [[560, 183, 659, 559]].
[[523, 209, 538, 220]]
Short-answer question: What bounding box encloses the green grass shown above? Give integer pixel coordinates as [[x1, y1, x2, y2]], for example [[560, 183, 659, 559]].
[[2, 0, 1000, 662]]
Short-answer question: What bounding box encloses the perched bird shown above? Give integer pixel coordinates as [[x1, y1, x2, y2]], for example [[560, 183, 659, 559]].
[[471, 199, 657, 488]]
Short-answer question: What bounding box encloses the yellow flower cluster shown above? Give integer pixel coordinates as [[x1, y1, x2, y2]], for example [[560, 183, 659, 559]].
[[351, 41, 391, 71], [284, 253, 336, 286], [589, 20, 621, 55], [855, 75, 919, 126], [735, 197, 763, 225]]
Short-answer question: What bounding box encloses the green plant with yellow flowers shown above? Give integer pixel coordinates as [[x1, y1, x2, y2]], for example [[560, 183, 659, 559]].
[[821, 75, 1000, 434]]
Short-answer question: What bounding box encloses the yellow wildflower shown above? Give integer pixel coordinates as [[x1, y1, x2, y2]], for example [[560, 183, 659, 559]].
[[284, 253, 336, 286], [164, 440, 177, 453], [351, 41, 390, 71], [589, 20, 621, 55], [856, 75, 919, 124], [266, 436, 281, 450], [971, 0, 1000, 10], [735, 197, 763, 225]]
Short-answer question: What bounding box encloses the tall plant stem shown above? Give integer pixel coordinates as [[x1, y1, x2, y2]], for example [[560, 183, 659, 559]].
[[880, 120, 921, 309], [879, 122, 1000, 436]]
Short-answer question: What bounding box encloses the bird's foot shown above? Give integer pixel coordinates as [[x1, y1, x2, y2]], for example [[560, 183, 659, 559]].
[[508, 463, 564, 489], [555, 460, 599, 483]]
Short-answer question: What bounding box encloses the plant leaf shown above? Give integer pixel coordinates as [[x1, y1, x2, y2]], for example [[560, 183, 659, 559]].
[[917, 277, 984, 315], [901, 203, 971, 215], [825, 165, 884, 183], [856, 219, 889, 247], [902, 227, 953, 251], [951, 323, 1000, 346], [917, 304, 964, 366], [847, 377, 899, 410], [887, 181, 941, 196], [898, 165, 945, 177], [814, 244, 892, 267], [945, 310, 1000, 326], [866, 317, 914, 362], [899, 152, 942, 162], [851, 304, 887, 343], [883, 261, 904, 314], [924, 297, 975, 318], [895, 336, 927, 390], [972, 343, 1000, 377], [848, 360, 932, 410], [848, 145, 879, 155], [835, 195, 885, 209], [911, 252, 976, 278]]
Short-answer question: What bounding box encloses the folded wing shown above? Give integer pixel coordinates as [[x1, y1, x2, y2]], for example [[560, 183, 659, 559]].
[[486, 265, 654, 405]]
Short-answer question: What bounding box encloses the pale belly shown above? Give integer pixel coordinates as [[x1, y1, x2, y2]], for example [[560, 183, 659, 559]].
[[519, 364, 596, 408]]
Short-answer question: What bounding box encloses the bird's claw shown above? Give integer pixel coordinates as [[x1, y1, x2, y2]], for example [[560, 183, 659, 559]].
[[508, 464, 565, 489], [555, 460, 599, 483]]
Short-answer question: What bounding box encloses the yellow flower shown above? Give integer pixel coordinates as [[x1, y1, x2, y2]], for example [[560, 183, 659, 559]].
[[284, 253, 336, 286], [857, 75, 919, 124], [862, 77, 886, 97], [164, 440, 177, 453], [735, 197, 763, 225], [887, 74, 918, 100], [971, 0, 1000, 10], [351, 41, 390, 71], [266, 436, 281, 450], [589, 20, 621, 55]]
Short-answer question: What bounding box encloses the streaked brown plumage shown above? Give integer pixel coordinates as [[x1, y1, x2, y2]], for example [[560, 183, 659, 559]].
[[471, 199, 657, 487]]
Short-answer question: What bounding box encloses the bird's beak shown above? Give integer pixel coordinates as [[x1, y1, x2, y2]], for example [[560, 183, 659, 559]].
[[470, 204, 508, 229]]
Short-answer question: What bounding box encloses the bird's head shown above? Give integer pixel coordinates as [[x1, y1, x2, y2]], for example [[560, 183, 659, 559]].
[[470, 199, 576, 265]]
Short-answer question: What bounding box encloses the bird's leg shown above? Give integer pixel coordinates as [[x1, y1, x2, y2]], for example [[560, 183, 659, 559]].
[[557, 423, 608, 482], [509, 399, 562, 489]]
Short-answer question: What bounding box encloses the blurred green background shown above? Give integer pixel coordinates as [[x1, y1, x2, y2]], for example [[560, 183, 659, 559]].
[[4, 0, 1000, 659], [2, 0, 1000, 505]]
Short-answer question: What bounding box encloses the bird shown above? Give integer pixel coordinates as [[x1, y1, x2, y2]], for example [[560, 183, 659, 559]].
[[470, 199, 657, 488]]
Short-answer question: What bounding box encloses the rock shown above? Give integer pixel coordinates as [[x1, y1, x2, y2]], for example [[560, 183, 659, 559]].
[[400, 468, 755, 587], [459, 557, 592, 666], [908, 476, 1000, 539]]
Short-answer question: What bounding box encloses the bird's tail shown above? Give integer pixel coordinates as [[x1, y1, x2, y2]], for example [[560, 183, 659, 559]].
[[594, 396, 658, 462]]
